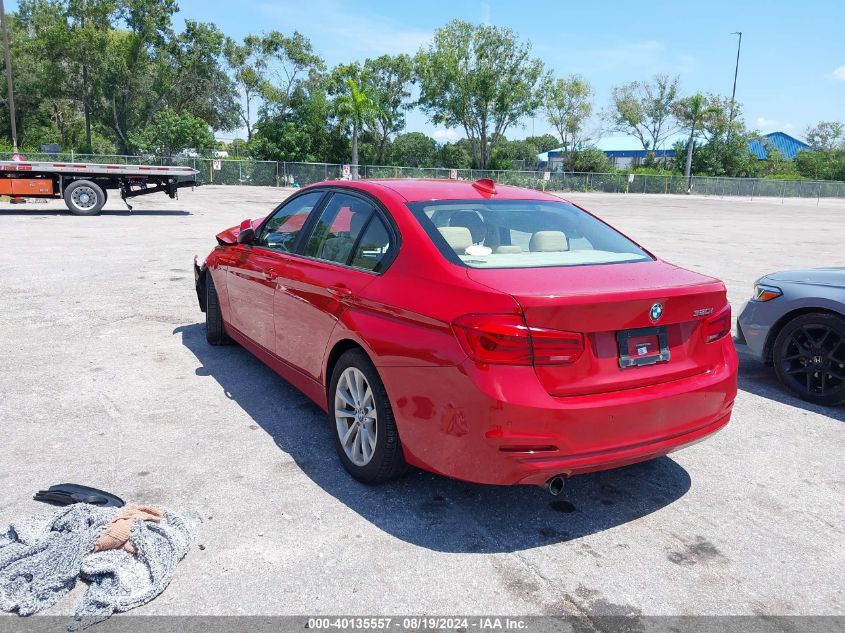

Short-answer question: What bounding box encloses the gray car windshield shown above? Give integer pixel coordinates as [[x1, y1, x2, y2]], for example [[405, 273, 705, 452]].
[[407, 199, 652, 269]]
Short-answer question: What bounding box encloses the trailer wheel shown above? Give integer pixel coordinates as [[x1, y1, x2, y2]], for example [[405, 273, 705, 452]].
[[64, 180, 105, 215]]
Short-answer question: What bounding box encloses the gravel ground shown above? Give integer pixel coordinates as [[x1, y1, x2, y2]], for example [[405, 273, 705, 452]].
[[0, 185, 842, 618]]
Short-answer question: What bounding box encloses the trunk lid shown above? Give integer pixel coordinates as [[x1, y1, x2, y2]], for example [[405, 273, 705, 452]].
[[467, 260, 729, 396]]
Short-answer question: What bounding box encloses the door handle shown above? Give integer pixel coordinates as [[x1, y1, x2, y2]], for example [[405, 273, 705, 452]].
[[328, 284, 353, 298]]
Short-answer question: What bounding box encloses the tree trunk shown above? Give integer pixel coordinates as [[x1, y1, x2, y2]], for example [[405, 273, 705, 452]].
[[83, 64, 92, 151], [351, 122, 359, 179], [684, 129, 695, 186]]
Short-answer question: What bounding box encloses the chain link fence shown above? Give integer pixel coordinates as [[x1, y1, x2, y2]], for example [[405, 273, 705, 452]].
[[4, 153, 845, 199]]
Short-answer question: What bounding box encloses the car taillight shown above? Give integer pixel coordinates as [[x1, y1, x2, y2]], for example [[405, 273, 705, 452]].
[[528, 326, 585, 364], [452, 314, 584, 365], [703, 304, 731, 343]]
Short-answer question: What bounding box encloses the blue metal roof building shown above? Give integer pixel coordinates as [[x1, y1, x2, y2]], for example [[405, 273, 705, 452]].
[[536, 131, 812, 168], [748, 132, 810, 159]]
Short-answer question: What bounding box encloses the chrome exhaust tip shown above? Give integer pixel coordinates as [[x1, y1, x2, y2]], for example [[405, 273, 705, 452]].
[[545, 475, 566, 496]]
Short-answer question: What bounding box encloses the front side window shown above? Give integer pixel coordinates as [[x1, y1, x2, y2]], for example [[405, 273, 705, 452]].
[[407, 199, 651, 269], [256, 191, 324, 252], [303, 193, 375, 265]]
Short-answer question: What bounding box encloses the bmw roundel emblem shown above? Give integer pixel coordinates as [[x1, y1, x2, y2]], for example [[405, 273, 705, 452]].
[[649, 303, 664, 322]]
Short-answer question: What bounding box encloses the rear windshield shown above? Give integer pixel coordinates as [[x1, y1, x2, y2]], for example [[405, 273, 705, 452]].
[[407, 199, 652, 269]]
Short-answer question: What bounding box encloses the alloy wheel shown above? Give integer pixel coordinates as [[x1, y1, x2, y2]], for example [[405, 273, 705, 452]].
[[334, 367, 378, 466], [779, 323, 845, 397]]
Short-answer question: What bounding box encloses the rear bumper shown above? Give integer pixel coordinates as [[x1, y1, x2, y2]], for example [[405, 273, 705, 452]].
[[382, 338, 738, 486]]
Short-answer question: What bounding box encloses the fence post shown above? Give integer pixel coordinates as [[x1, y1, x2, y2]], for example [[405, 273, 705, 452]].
[[276, 162, 280, 187], [283, 161, 288, 186]]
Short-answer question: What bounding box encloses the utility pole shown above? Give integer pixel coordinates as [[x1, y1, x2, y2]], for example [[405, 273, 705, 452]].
[[0, 0, 18, 152], [728, 31, 742, 125]]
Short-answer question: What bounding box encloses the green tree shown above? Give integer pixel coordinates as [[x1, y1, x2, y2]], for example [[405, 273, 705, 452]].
[[129, 106, 214, 154], [387, 132, 437, 167], [363, 54, 413, 163], [236, 30, 326, 160], [437, 140, 472, 169], [691, 98, 758, 177], [674, 93, 717, 184], [224, 35, 267, 140], [608, 74, 680, 161], [166, 20, 239, 132], [415, 20, 546, 170], [794, 122, 845, 181], [258, 31, 325, 120], [568, 146, 613, 173], [524, 133, 562, 154], [543, 75, 593, 154], [804, 121, 844, 151], [331, 64, 382, 177]]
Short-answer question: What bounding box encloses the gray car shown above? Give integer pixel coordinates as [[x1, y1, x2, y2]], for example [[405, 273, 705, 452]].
[[736, 268, 845, 406]]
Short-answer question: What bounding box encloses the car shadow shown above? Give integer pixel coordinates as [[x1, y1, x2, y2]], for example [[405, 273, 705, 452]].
[[174, 322, 692, 553], [0, 207, 191, 216], [101, 209, 192, 216], [737, 352, 844, 422]]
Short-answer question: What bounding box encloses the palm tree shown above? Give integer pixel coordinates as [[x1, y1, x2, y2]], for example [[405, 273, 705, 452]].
[[675, 93, 716, 189], [334, 77, 382, 179]]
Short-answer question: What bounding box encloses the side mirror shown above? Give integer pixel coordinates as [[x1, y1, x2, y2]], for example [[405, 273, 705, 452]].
[[237, 219, 255, 244]]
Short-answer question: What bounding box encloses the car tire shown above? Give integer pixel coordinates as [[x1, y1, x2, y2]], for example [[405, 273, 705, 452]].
[[773, 312, 845, 406], [64, 180, 105, 216], [329, 349, 407, 483], [205, 272, 232, 346]]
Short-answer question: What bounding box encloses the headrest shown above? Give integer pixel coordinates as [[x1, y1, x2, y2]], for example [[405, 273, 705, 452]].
[[449, 210, 486, 243], [438, 227, 473, 253], [529, 230, 568, 252]]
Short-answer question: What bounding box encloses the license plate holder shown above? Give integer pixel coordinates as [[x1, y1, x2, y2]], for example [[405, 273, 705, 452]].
[[617, 326, 670, 368]]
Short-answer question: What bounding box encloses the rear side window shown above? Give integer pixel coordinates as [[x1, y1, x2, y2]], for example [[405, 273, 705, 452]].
[[257, 191, 324, 252], [407, 199, 651, 269], [351, 217, 392, 272], [303, 193, 375, 265]]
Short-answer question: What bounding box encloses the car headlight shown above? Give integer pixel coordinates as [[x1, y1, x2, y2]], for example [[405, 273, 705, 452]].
[[753, 283, 783, 302]]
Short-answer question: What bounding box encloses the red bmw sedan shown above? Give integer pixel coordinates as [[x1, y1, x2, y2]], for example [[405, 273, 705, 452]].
[[194, 179, 737, 491]]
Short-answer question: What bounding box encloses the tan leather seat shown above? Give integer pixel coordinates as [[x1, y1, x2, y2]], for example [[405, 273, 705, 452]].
[[495, 245, 523, 254], [529, 230, 568, 252], [438, 227, 473, 254], [449, 210, 486, 244]]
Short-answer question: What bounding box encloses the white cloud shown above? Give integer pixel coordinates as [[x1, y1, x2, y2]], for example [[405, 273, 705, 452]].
[[480, 2, 492, 25], [256, 1, 431, 60], [433, 128, 459, 141], [830, 65, 845, 81], [755, 117, 793, 132]]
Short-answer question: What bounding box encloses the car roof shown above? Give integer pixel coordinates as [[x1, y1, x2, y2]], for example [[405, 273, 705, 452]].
[[313, 178, 566, 203]]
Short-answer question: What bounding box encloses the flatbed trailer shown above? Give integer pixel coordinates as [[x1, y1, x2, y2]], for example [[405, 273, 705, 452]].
[[0, 160, 199, 215]]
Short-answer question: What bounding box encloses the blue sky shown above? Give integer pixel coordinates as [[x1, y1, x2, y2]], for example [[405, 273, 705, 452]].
[[12, 0, 845, 147]]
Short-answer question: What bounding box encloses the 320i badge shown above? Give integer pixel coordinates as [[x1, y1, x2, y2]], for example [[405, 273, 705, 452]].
[[194, 178, 738, 492]]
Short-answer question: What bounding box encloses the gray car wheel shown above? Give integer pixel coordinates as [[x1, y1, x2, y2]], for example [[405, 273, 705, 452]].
[[773, 312, 845, 406], [329, 349, 406, 483]]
